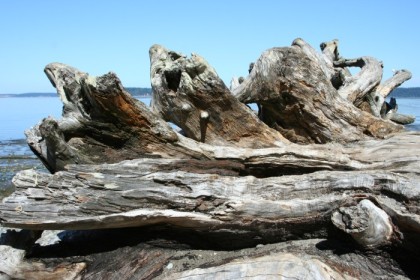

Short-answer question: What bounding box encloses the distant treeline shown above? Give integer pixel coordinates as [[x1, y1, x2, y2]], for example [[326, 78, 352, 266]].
[[0, 92, 57, 98], [1, 87, 419, 98], [389, 87, 420, 98], [0, 88, 153, 98]]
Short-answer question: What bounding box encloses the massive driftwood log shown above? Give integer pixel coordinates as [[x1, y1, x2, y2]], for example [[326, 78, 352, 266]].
[[1, 153, 419, 238], [2, 228, 416, 279], [1, 39, 419, 279], [1, 135, 420, 278]]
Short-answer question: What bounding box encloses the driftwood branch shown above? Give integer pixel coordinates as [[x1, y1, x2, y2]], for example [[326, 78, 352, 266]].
[[364, 69, 413, 119], [376, 69, 412, 98], [334, 57, 383, 105]]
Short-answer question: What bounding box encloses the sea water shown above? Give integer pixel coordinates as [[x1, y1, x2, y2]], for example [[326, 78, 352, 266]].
[[0, 97, 152, 140], [396, 98, 420, 131]]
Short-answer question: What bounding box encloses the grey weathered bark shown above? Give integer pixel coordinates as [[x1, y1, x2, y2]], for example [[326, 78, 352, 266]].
[[331, 199, 396, 249], [1, 131, 420, 278], [149, 45, 287, 148], [316, 40, 414, 126], [0, 159, 418, 247], [29, 62, 391, 172], [294, 38, 335, 81], [0, 228, 86, 279], [1, 131, 419, 236], [233, 39, 402, 144]]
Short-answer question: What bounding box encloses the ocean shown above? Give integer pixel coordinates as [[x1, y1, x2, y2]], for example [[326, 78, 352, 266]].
[[0, 96, 419, 194]]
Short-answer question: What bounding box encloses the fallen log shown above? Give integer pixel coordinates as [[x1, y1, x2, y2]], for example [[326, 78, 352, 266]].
[[1, 152, 419, 245], [1, 150, 419, 279], [2, 228, 415, 279]]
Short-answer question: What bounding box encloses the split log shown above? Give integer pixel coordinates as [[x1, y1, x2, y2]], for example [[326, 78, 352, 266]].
[[149, 45, 286, 148], [233, 39, 402, 144]]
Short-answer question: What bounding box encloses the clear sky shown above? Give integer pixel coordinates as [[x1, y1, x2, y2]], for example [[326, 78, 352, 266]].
[[1, 0, 419, 94]]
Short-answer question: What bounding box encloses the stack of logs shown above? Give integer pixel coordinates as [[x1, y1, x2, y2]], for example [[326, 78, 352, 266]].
[[0, 39, 419, 279]]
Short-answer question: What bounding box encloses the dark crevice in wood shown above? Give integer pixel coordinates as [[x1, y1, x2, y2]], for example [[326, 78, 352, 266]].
[[164, 69, 181, 92]]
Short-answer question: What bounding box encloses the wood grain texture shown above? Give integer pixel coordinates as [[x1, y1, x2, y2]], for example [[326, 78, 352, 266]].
[[1, 38, 418, 279]]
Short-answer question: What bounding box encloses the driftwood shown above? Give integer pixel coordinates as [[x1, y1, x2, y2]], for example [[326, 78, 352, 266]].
[[389, 112, 416, 125], [364, 70, 414, 122], [233, 39, 403, 143], [149, 44, 286, 148], [376, 70, 413, 99], [1, 39, 419, 279]]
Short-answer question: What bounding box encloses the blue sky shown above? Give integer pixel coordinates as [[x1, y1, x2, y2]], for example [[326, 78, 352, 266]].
[[1, 0, 419, 93]]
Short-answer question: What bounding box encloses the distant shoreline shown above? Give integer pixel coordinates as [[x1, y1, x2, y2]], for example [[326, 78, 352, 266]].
[[1, 87, 419, 98], [0, 87, 153, 98]]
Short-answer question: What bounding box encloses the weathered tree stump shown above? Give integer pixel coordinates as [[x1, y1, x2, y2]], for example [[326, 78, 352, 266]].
[[149, 44, 287, 148], [233, 39, 403, 144]]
